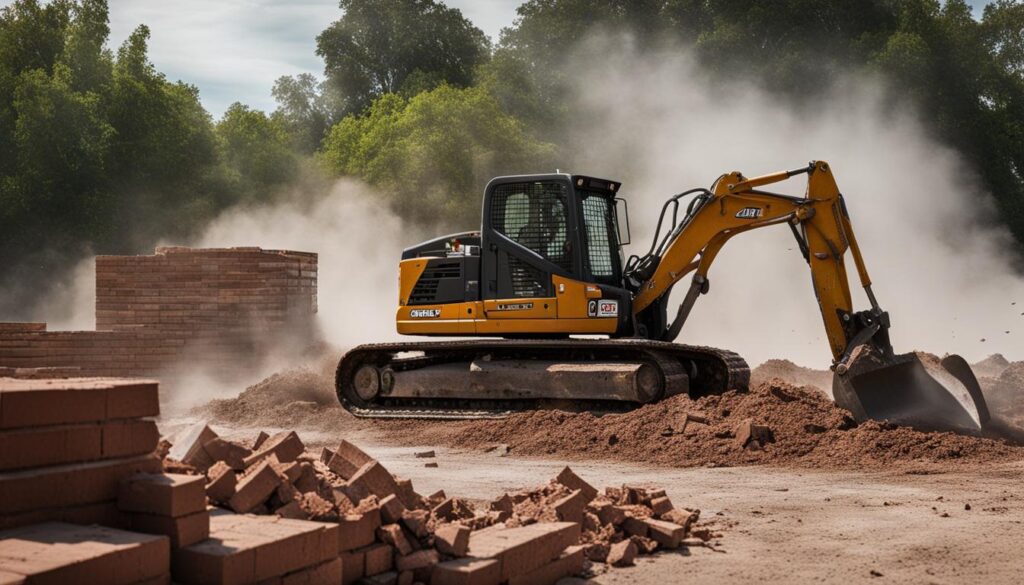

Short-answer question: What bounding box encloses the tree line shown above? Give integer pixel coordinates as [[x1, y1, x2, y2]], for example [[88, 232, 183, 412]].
[[1, 0, 1022, 315]]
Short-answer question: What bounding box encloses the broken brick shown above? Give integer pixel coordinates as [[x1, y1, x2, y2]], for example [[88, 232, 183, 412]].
[[326, 440, 373, 480], [205, 462, 237, 503], [555, 467, 598, 504], [202, 438, 251, 471], [380, 494, 407, 524], [553, 489, 585, 524], [434, 524, 470, 557], [643, 518, 685, 549], [606, 539, 636, 567], [228, 460, 281, 513], [242, 431, 304, 468], [338, 509, 381, 552], [377, 524, 415, 556]]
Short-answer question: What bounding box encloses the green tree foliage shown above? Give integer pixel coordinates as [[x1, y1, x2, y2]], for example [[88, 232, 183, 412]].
[[0, 0, 297, 317], [487, 0, 1024, 248], [315, 0, 490, 115], [319, 84, 555, 227], [271, 73, 339, 153]]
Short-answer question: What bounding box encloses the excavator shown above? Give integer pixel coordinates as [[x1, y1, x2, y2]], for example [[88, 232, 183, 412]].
[[336, 160, 991, 435]]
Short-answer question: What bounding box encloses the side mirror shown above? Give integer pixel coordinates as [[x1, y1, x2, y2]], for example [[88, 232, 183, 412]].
[[614, 198, 631, 246]]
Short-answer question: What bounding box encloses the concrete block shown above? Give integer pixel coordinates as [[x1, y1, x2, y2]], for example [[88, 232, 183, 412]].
[[118, 473, 207, 517]]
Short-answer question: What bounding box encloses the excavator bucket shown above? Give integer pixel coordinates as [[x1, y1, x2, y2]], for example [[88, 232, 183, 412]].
[[832, 347, 990, 434]]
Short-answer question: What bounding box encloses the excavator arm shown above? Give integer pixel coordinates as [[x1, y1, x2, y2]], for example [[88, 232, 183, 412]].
[[631, 161, 885, 367], [627, 161, 990, 434]]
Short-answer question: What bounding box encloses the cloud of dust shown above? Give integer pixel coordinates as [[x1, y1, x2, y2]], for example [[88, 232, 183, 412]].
[[563, 38, 1024, 367], [193, 178, 415, 350]]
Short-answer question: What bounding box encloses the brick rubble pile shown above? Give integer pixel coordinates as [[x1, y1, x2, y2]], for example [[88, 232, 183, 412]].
[[0, 376, 714, 585]]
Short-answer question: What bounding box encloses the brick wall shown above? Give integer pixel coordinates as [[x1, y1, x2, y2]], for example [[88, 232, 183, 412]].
[[0, 247, 317, 383]]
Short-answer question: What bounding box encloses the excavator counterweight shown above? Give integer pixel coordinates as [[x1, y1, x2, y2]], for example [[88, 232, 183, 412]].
[[336, 161, 990, 435]]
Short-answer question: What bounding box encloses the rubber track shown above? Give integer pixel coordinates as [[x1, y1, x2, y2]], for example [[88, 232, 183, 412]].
[[336, 339, 750, 420]]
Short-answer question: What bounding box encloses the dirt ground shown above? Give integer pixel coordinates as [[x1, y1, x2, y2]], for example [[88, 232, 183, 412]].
[[165, 353, 1024, 584]]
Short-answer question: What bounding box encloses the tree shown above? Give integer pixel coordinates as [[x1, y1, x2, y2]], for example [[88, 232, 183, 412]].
[[319, 84, 555, 228], [271, 73, 338, 153], [315, 0, 490, 116], [217, 103, 297, 201]]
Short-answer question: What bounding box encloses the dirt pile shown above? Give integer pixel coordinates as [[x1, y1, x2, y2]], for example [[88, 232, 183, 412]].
[[978, 360, 1024, 426], [383, 380, 1024, 469], [751, 359, 833, 393], [198, 366, 348, 429]]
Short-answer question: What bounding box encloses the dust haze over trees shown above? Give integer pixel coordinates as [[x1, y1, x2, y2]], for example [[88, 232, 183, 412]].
[[1, 0, 1023, 318]]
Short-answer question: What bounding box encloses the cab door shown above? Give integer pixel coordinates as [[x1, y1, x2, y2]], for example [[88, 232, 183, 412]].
[[480, 176, 583, 323]]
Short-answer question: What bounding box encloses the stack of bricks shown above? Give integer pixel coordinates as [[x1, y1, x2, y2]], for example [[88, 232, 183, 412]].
[[119, 473, 211, 550], [0, 247, 317, 384], [0, 377, 162, 530]]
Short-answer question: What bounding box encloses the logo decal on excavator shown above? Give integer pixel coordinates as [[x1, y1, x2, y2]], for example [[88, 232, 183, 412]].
[[735, 207, 762, 219], [495, 303, 533, 311], [409, 309, 441, 318], [588, 300, 618, 318]]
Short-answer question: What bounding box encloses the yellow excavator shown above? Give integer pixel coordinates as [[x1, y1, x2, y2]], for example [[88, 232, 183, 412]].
[[336, 161, 990, 434]]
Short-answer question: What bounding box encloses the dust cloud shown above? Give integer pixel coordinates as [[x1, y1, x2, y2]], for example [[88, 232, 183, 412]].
[[564, 38, 1024, 367], [192, 178, 415, 350]]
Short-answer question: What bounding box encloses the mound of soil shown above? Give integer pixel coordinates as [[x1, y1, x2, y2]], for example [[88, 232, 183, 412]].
[[750, 359, 832, 394], [979, 361, 1024, 427], [972, 354, 1012, 379], [198, 367, 351, 429], [381, 380, 1024, 470]]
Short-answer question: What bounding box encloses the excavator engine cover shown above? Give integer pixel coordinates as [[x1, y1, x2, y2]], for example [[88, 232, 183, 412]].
[[832, 346, 990, 434]]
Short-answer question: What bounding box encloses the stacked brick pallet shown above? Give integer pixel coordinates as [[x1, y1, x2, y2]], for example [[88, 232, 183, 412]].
[[0, 377, 162, 530], [0, 247, 317, 383]]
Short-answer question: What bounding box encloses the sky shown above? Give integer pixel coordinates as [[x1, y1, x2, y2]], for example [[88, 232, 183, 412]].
[[103, 0, 521, 118], [0, 0, 993, 119]]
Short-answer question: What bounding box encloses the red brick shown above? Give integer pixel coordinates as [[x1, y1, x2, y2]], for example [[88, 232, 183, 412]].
[[376, 524, 414, 556], [169, 423, 218, 470], [338, 508, 381, 552], [431, 558, 501, 585], [622, 516, 648, 537], [0, 521, 169, 585], [130, 509, 210, 548], [0, 501, 129, 531], [326, 440, 373, 480], [346, 461, 400, 503], [379, 494, 406, 524], [105, 379, 160, 419], [203, 438, 252, 470], [0, 454, 160, 516], [507, 545, 584, 585], [279, 557, 341, 585], [649, 495, 674, 516], [229, 460, 281, 513], [339, 549, 364, 585], [434, 524, 471, 557], [173, 510, 337, 584], [206, 462, 237, 503], [361, 542, 394, 576], [606, 539, 636, 566], [118, 473, 207, 517], [395, 549, 438, 582], [555, 467, 598, 504], [243, 431, 304, 467], [553, 489, 585, 524], [643, 518, 684, 549], [102, 420, 160, 459], [466, 522, 580, 582]]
